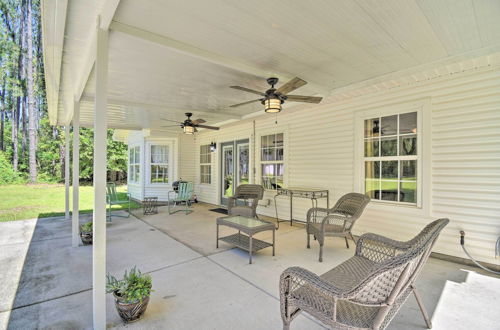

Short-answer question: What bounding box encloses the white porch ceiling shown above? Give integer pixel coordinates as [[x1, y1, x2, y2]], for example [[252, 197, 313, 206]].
[[47, 0, 500, 129]]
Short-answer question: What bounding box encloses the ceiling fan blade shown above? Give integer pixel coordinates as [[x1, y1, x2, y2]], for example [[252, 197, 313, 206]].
[[277, 77, 307, 95], [160, 118, 182, 124], [196, 124, 220, 130], [285, 95, 323, 103], [160, 125, 181, 128], [229, 99, 261, 108], [192, 118, 206, 125], [230, 86, 265, 96]]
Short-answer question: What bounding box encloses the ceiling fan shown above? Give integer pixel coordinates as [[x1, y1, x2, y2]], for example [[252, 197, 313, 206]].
[[229, 77, 323, 113], [161, 112, 220, 134]]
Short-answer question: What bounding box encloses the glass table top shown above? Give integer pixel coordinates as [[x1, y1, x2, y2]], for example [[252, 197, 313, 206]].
[[220, 216, 271, 228]]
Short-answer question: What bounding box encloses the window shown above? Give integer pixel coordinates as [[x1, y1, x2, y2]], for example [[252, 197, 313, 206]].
[[260, 133, 284, 190], [129, 146, 140, 183], [364, 112, 418, 204], [150, 145, 169, 183], [200, 144, 211, 184]]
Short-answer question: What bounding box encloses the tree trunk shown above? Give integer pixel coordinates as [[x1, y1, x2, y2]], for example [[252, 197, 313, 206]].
[[60, 142, 65, 181], [12, 97, 19, 171], [0, 81, 4, 151], [21, 96, 27, 159], [26, 0, 37, 182]]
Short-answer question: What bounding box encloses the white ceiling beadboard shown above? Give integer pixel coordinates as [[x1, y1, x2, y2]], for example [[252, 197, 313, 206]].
[[46, 0, 500, 129]]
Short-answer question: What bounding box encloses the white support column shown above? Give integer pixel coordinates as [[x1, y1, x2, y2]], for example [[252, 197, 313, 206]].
[[64, 125, 70, 220], [93, 20, 109, 330], [72, 101, 80, 247]]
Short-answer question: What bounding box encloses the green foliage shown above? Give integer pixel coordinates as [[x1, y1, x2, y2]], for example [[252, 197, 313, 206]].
[[0, 151, 22, 184], [80, 221, 92, 233], [106, 267, 153, 303]]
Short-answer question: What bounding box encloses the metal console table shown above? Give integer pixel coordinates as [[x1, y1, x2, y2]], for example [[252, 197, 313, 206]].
[[274, 187, 329, 228]]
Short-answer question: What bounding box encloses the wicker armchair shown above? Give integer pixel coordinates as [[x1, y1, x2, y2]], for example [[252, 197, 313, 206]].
[[227, 184, 264, 218], [280, 218, 449, 330], [307, 193, 370, 262]]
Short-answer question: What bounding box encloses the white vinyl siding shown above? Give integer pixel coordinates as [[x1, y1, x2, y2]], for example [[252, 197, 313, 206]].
[[186, 65, 500, 266], [200, 145, 211, 184]]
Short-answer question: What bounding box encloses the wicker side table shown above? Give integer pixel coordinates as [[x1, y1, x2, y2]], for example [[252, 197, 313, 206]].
[[216, 215, 275, 264], [143, 197, 158, 215]]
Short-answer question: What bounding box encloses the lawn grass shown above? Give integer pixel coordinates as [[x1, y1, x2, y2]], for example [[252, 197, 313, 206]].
[[0, 184, 140, 222]]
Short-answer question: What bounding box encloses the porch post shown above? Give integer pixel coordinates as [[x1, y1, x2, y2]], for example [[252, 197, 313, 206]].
[[93, 20, 109, 330], [72, 101, 80, 247], [64, 125, 70, 220]]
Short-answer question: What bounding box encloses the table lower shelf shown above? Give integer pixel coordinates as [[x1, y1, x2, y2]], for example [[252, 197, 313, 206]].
[[218, 233, 273, 253]]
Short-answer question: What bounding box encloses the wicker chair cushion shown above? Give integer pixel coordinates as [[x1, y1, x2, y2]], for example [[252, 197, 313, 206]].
[[290, 287, 379, 329], [321, 256, 378, 292]]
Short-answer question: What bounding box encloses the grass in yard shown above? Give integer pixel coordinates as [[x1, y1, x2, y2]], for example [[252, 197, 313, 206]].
[[0, 184, 140, 222]]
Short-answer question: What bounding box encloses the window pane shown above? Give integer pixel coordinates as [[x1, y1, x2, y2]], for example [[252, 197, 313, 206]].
[[399, 112, 417, 134], [364, 139, 379, 157], [365, 161, 380, 179], [364, 118, 380, 138], [400, 181, 416, 203], [276, 176, 284, 189], [276, 147, 284, 161], [262, 148, 275, 161], [380, 181, 398, 201], [381, 161, 398, 179], [400, 135, 417, 155], [276, 163, 284, 176], [365, 179, 380, 199], [380, 137, 397, 156], [275, 133, 284, 147], [381, 115, 397, 136], [151, 145, 168, 163], [261, 135, 269, 148], [134, 165, 140, 182], [401, 160, 417, 180]]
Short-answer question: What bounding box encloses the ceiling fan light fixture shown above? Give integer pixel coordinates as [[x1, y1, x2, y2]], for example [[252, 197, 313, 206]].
[[264, 97, 282, 113], [183, 125, 195, 134]]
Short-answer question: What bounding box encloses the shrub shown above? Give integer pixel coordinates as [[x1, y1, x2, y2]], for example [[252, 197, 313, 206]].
[[80, 222, 93, 233], [106, 267, 152, 303], [0, 151, 22, 184]]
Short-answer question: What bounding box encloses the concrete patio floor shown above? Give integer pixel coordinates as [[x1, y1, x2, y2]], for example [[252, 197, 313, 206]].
[[1, 203, 499, 330]]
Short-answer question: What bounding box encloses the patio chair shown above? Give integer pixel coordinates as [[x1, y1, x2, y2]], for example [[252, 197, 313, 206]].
[[280, 218, 449, 330], [306, 192, 370, 262], [227, 184, 264, 218], [106, 183, 131, 222], [168, 181, 194, 215]]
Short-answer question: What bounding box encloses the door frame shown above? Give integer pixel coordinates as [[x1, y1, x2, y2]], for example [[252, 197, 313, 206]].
[[218, 138, 251, 206]]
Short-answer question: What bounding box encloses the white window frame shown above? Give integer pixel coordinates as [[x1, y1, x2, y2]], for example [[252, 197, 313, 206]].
[[257, 129, 288, 191], [354, 99, 431, 215], [200, 144, 212, 185], [146, 142, 173, 185], [128, 145, 141, 184]]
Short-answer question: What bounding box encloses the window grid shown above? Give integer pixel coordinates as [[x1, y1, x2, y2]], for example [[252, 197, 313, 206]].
[[363, 112, 418, 205], [260, 133, 284, 190], [200, 145, 211, 184], [129, 146, 140, 183], [150, 145, 169, 184]]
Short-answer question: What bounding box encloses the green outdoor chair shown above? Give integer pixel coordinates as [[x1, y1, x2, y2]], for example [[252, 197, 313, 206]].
[[168, 182, 194, 215], [106, 183, 131, 222]]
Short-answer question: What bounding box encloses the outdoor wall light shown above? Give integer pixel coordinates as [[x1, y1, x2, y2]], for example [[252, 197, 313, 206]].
[[210, 142, 217, 152], [263, 97, 282, 113], [183, 125, 195, 134]]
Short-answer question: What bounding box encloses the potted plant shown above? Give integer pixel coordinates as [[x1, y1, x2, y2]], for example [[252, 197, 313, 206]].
[[106, 267, 152, 323], [79, 222, 93, 245]]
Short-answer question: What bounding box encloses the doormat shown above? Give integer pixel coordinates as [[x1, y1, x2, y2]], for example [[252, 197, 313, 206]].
[[210, 208, 228, 215]]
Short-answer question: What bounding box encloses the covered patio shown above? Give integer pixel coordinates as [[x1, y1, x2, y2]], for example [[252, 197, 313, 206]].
[[2, 204, 499, 329], [17, 0, 500, 328]]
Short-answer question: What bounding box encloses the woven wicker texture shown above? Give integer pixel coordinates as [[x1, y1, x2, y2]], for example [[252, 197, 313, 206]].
[[307, 193, 371, 262], [228, 184, 264, 218], [280, 218, 449, 330]]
